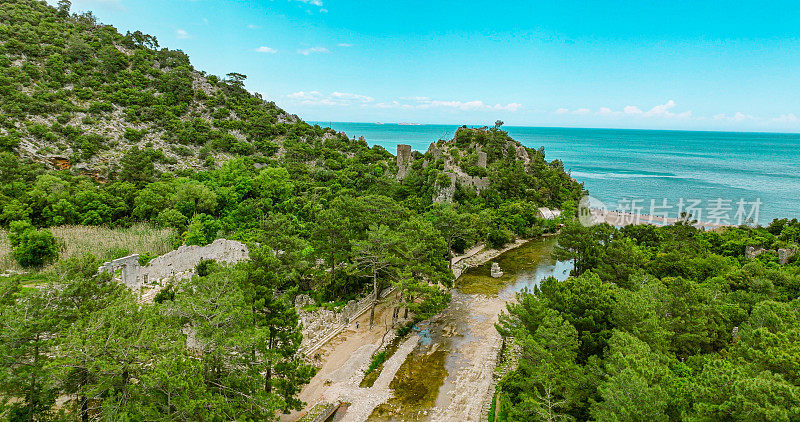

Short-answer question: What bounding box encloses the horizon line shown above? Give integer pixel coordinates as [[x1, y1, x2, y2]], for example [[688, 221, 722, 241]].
[[309, 121, 800, 136]]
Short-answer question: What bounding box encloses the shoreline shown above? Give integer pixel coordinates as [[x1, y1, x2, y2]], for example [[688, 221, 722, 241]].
[[585, 208, 734, 229], [450, 238, 530, 280]]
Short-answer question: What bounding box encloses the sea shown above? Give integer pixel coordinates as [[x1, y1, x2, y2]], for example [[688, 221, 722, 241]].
[[312, 122, 800, 225]]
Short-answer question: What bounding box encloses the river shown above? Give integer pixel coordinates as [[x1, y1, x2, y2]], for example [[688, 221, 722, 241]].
[[367, 237, 572, 421]]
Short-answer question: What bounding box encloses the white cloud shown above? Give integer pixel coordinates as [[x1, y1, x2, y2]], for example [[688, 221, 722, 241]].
[[714, 112, 754, 122], [555, 101, 693, 121], [338, 43, 353, 47], [287, 91, 374, 106], [293, 0, 325, 10], [175, 29, 190, 39], [287, 92, 520, 112], [624, 105, 643, 115], [253, 46, 277, 54], [331, 92, 374, 103], [772, 113, 799, 123], [597, 107, 622, 117], [644, 99, 676, 117], [288, 91, 322, 100], [298, 46, 330, 55], [248, 24, 259, 29], [414, 98, 521, 112]]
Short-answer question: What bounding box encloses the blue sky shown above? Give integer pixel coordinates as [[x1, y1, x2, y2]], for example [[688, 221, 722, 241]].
[[52, 0, 800, 132]]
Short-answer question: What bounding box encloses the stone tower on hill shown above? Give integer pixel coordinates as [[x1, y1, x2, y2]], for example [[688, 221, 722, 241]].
[[396, 144, 412, 180]]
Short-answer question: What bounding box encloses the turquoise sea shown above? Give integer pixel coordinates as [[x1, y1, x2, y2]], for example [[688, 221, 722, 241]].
[[314, 122, 800, 225]]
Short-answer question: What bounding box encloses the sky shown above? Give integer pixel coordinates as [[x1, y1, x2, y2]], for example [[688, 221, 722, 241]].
[[50, 0, 800, 132]]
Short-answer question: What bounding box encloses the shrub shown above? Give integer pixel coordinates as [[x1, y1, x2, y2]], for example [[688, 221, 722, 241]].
[[184, 214, 218, 246], [156, 208, 187, 230], [9, 221, 59, 268], [487, 227, 513, 249], [195, 258, 216, 277], [138, 251, 156, 266], [123, 127, 147, 143], [153, 284, 176, 303]]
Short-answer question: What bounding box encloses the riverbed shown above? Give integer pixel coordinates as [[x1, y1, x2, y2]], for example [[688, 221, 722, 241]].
[[367, 237, 572, 421]]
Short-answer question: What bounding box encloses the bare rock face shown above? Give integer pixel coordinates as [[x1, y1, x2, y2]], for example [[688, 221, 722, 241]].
[[432, 172, 457, 204], [490, 262, 504, 278], [745, 245, 764, 259], [295, 294, 315, 308], [778, 248, 797, 265], [396, 144, 412, 180], [477, 150, 488, 168]]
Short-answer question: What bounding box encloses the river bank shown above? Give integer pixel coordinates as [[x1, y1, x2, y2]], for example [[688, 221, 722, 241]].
[[368, 237, 571, 421], [287, 237, 570, 421], [450, 238, 530, 280]]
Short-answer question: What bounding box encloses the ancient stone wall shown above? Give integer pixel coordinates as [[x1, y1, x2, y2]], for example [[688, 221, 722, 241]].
[[396, 144, 412, 180], [97, 254, 140, 288], [477, 150, 488, 168], [745, 245, 764, 260], [778, 248, 797, 265], [98, 239, 249, 291], [297, 287, 396, 356], [432, 173, 457, 204]]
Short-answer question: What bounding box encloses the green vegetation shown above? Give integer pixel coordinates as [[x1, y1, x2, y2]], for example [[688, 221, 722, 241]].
[[0, 0, 584, 419], [8, 220, 57, 267], [0, 249, 316, 420], [360, 351, 389, 388], [370, 348, 449, 419], [496, 219, 800, 421], [360, 335, 404, 388], [0, 224, 175, 273]]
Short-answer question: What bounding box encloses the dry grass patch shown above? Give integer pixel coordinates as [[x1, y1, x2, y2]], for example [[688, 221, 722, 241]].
[[0, 224, 175, 273]]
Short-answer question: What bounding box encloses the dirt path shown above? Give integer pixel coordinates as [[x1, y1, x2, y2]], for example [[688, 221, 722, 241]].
[[288, 239, 537, 421], [282, 297, 399, 421]]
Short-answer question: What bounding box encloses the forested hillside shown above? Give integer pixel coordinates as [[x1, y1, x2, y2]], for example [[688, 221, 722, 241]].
[[0, 0, 314, 174], [496, 220, 800, 421], [0, 1, 584, 420]]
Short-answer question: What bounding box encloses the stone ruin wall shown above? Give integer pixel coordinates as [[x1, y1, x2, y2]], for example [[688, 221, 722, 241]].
[[745, 245, 796, 264], [98, 239, 250, 290], [396, 144, 412, 180], [296, 287, 396, 356]]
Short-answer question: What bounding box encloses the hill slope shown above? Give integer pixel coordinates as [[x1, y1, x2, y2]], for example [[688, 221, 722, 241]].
[[0, 0, 358, 177], [0, 0, 583, 260]]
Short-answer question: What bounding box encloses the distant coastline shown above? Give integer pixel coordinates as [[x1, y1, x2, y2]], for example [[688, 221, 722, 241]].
[[313, 122, 800, 225], [313, 121, 800, 136]]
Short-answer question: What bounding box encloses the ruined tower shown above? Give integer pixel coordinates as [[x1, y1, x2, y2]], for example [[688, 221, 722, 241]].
[[396, 144, 412, 180]]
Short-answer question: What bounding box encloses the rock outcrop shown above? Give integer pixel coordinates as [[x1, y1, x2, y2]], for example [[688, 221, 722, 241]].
[[490, 262, 504, 278]]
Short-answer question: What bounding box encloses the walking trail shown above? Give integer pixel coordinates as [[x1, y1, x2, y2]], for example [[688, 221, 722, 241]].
[[286, 240, 530, 421]]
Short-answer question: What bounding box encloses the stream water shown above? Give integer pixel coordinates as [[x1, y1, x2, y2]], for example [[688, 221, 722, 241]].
[[367, 237, 573, 420]]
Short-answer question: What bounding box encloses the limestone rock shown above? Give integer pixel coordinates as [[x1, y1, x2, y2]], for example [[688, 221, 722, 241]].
[[745, 245, 764, 259], [490, 262, 504, 278], [778, 248, 797, 265]]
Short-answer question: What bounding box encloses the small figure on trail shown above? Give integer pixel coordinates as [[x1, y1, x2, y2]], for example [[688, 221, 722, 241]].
[[356, 321, 360, 330]]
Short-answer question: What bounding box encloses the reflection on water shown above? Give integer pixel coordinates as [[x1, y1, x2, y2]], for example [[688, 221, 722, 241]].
[[367, 237, 573, 421], [457, 237, 572, 296]]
